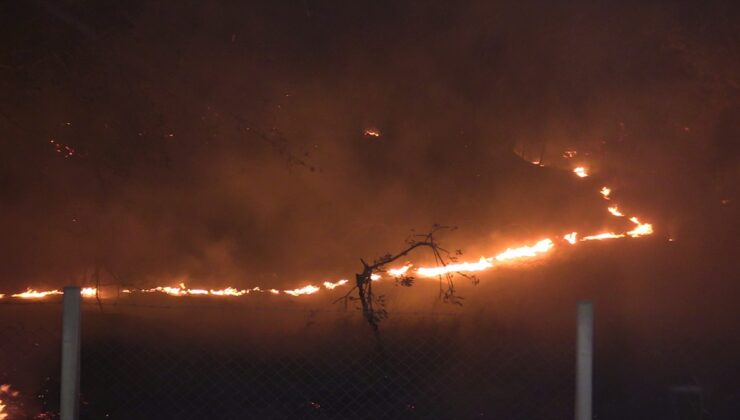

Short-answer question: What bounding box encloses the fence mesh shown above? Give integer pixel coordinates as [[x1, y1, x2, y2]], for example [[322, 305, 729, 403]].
[[5, 296, 740, 419], [78, 302, 573, 419]]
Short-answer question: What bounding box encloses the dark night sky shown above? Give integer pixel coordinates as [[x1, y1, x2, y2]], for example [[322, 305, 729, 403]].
[[0, 0, 737, 291]]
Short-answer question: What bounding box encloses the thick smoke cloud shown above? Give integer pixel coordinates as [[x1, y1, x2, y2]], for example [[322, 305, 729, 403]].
[[0, 0, 737, 290]]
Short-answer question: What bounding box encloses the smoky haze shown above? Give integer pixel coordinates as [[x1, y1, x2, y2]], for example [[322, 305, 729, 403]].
[[0, 0, 737, 293]]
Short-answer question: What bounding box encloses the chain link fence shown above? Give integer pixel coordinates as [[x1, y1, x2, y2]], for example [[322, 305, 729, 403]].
[[78, 302, 574, 419], [5, 294, 740, 419]]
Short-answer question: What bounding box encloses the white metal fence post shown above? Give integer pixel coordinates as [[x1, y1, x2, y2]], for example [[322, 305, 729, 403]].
[[575, 300, 593, 420], [60, 286, 81, 420]]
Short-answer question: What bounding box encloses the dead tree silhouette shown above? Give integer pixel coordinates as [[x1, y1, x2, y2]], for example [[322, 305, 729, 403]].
[[335, 225, 478, 349]]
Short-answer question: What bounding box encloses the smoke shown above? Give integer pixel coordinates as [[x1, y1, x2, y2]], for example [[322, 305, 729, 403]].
[[0, 0, 737, 291]]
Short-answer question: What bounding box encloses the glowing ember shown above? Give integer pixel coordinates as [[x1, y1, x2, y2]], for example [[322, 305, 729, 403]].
[[12, 289, 63, 299], [363, 128, 381, 138], [49, 139, 76, 158], [0, 383, 19, 420], [370, 274, 381, 281], [323, 279, 349, 290], [495, 239, 554, 262], [573, 167, 588, 178], [563, 150, 578, 158], [600, 187, 611, 200], [388, 264, 412, 276], [564, 232, 578, 245], [284, 285, 320, 296], [80, 287, 97, 298], [269, 289, 280, 295], [627, 217, 653, 237], [582, 232, 625, 241], [607, 206, 625, 217]]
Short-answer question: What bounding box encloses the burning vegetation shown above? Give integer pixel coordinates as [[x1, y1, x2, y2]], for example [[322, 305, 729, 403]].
[[1, 166, 654, 303]]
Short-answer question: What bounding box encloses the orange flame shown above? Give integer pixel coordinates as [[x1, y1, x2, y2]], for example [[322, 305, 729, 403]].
[[607, 206, 625, 217], [495, 239, 554, 262], [323, 279, 349, 290], [564, 232, 578, 245], [417, 257, 494, 277], [11, 289, 63, 299], [2, 178, 656, 300], [284, 285, 320, 296], [388, 264, 412, 276], [0, 383, 19, 420], [209, 287, 247, 296], [364, 128, 381, 137], [627, 217, 653, 237]]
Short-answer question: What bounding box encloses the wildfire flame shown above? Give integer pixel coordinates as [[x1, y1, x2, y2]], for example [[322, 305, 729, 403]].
[[0, 166, 655, 300], [323, 279, 348, 290], [363, 128, 381, 138], [564, 232, 578, 245], [388, 265, 412, 276], [600, 187, 611, 200], [607, 206, 625, 217], [11, 289, 63, 299], [573, 167, 588, 178], [417, 257, 494, 277], [284, 285, 320, 297], [627, 217, 653, 237], [0, 384, 19, 420], [494, 239, 554, 262]]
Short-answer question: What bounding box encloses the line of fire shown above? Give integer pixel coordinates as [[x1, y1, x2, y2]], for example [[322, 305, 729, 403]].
[[1, 1, 737, 419]]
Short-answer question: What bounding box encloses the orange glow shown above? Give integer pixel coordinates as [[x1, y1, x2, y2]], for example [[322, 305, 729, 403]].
[[364, 128, 381, 137], [417, 257, 494, 277], [209, 288, 247, 296], [388, 264, 412, 276], [2, 178, 657, 300], [607, 206, 625, 217], [323, 279, 348, 290], [11, 289, 63, 299], [582, 232, 625, 241], [494, 239, 554, 262], [564, 232, 578, 245], [627, 217, 653, 237], [284, 285, 320, 296], [0, 383, 19, 420]]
